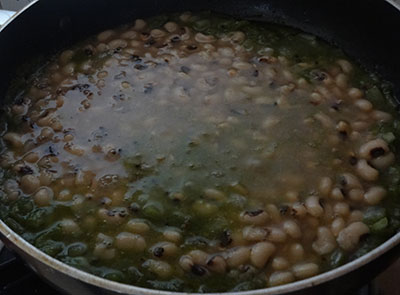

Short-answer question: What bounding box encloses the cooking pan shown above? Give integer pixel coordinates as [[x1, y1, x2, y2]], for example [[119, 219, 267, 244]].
[[0, 0, 400, 294]]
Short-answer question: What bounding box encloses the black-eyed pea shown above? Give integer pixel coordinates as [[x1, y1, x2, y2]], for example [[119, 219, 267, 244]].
[[314, 112, 334, 128], [59, 49, 74, 65], [178, 11, 191, 22], [331, 217, 346, 236], [242, 226, 269, 241], [39, 170, 53, 186], [218, 47, 234, 58], [151, 242, 179, 258], [232, 61, 252, 70], [352, 121, 369, 132], [348, 87, 363, 99], [126, 219, 150, 234], [272, 256, 289, 271], [97, 30, 115, 42], [204, 188, 225, 200], [350, 131, 361, 141], [348, 188, 364, 202], [70, 194, 85, 212], [38, 128, 54, 141], [133, 19, 146, 30], [330, 187, 344, 201], [268, 271, 295, 286], [195, 33, 215, 43], [164, 21, 178, 32], [333, 202, 350, 217], [62, 63, 75, 76], [74, 170, 95, 187], [59, 218, 81, 235], [359, 138, 389, 160], [231, 183, 249, 196], [322, 202, 335, 222], [242, 85, 263, 95], [143, 259, 172, 279], [370, 152, 395, 170], [3, 132, 23, 148], [97, 208, 127, 225], [193, 200, 217, 215], [250, 242, 275, 268], [130, 40, 142, 48], [23, 152, 39, 163], [33, 187, 53, 207], [348, 210, 364, 223], [266, 204, 281, 222], [163, 228, 182, 243], [356, 159, 379, 181], [341, 173, 362, 189], [20, 174, 40, 194], [285, 191, 299, 202], [108, 39, 128, 50], [64, 143, 85, 156], [229, 31, 245, 43], [337, 222, 370, 251], [179, 255, 193, 272], [188, 250, 208, 265], [150, 29, 166, 39], [22, 138, 36, 152], [226, 246, 250, 268], [337, 59, 352, 73], [291, 202, 307, 218], [331, 86, 343, 97], [240, 209, 269, 225], [335, 73, 347, 89], [292, 262, 319, 279], [371, 110, 392, 122], [115, 232, 146, 252], [305, 196, 324, 217], [93, 244, 116, 260], [4, 179, 19, 201], [289, 243, 305, 262], [60, 173, 76, 187], [305, 216, 319, 229], [12, 162, 29, 174], [297, 77, 309, 88], [364, 186, 386, 205], [206, 255, 227, 273], [283, 220, 302, 239], [312, 226, 336, 255], [120, 30, 137, 39], [266, 227, 287, 243], [179, 255, 194, 272], [319, 177, 332, 197], [310, 92, 323, 105], [63, 134, 74, 142], [230, 229, 245, 246], [354, 99, 373, 112], [0, 152, 15, 168]]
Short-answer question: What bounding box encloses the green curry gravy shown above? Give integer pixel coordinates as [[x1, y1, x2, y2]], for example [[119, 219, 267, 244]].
[[0, 12, 399, 292]]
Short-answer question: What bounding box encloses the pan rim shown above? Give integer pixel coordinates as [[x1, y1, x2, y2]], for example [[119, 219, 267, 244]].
[[1, 218, 400, 295]]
